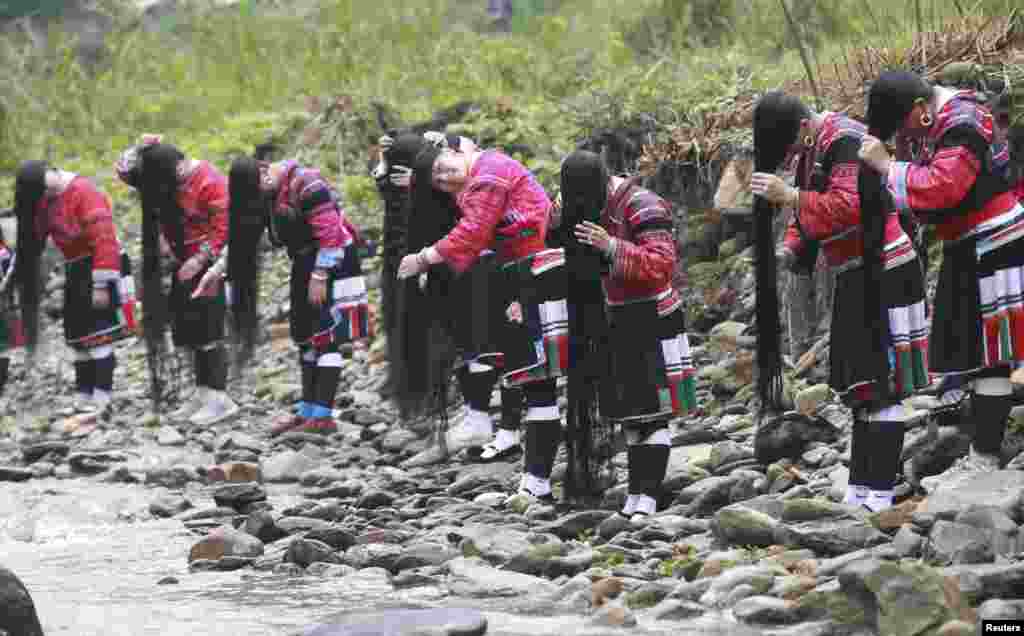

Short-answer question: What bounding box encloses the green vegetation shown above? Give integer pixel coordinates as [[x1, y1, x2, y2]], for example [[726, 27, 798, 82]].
[[0, 0, 1017, 238]]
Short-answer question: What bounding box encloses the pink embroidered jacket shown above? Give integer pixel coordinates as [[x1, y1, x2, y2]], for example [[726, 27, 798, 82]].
[[436, 151, 551, 273], [173, 161, 229, 261], [273, 161, 354, 268], [886, 91, 1020, 242], [36, 176, 121, 284], [782, 113, 916, 271], [601, 179, 682, 316]]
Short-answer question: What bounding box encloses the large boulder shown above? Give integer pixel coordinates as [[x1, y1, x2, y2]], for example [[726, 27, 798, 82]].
[[0, 566, 45, 636]]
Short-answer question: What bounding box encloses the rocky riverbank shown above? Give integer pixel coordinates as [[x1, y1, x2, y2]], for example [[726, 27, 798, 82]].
[[3, 246, 1024, 636]]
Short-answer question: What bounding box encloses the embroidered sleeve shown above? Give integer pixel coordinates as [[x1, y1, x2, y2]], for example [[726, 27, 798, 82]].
[[887, 125, 984, 214], [795, 137, 861, 240], [198, 174, 229, 259], [79, 190, 121, 283], [435, 179, 507, 273], [782, 216, 805, 255], [291, 169, 353, 268], [608, 194, 675, 286]]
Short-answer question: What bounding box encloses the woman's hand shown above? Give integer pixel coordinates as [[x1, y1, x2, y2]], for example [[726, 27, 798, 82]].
[[191, 267, 223, 299], [397, 253, 427, 280], [506, 301, 523, 323], [92, 286, 111, 309], [750, 172, 799, 207], [574, 221, 613, 256], [308, 270, 328, 307], [859, 135, 892, 174], [390, 165, 413, 188], [177, 255, 206, 282]]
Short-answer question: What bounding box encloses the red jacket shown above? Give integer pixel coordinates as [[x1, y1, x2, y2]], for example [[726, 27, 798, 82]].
[[601, 179, 682, 316], [782, 113, 917, 271], [886, 91, 1019, 242], [37, 176, 121, 284], [172, 161, 229, 261], [437, 151, 551, 273]]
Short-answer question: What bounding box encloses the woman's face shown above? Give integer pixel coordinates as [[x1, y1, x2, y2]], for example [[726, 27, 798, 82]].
[[431, 151, 469, 193], [901, 100, 933, 139]]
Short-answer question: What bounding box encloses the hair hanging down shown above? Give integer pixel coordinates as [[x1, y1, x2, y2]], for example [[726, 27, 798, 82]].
[[13, 160, 48, 356], [752, 92, 805, 416], [227, 157, 268, 370], [559, 150, 613, 501], [137, 143, 185, 410], [388, 145, 461, 418], [866, 70, 932, 141]]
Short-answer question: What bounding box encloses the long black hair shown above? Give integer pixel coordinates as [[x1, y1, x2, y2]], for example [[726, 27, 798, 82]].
[[752, 92, 809, 416], [137, 143, 185, 410], [227, 157, 268, 370], [380, 134, 428, 355], [13, 160, 47, 356], [559, 150, 613, 501], [388, 145, 461, 418]]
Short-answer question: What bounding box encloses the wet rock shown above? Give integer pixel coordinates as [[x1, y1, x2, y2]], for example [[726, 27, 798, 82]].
[[954, 506, 1019, 557], [306, 480, 364, 500], [733, 596, 799, 624], [149, 494, 192, 518], [157, 426, 186, 446], [892, 525, 924, 558], [188, 526, 265, 562], [342, 543, 406, 572], [906, 427, 970, 487], [304, 608, 486, 636], [711, 504, 780, 547], [920, 471, 1024, 521], [782, 498, 855, 522], [537, 510, 613, 540], [446, 557, 557, 598], [156, 576, 179, 585], [776, 519, 890, 556], [394, 543, 460, 572], [589, 603, 637, 628], [356, 488, 398, 509], [243, 510, 289, 544], [794, 385, 832, 416], [306, 526, 357, 551], [145, 465, 200, 488], [700, 566, 776, 608], [754, 413, 840, 465], [0, 466, 33, 482], [305, 562, 357, 578], [273, 563, 304, 576], [177, 506, 238, 523], [286, 538, 341, 568], [212, 483, 267, 511], [926, 521, 994, 565], [263, 449, 320, 483], [190, 556, 255, 572], [300, 468, 347, 488], [215, 432, 264, 455], [944, 562, 1024, 604], [978, 599, 1024, 621], [837, 559, 958, 636], [68, 451, 128, 475], [276, 516, 332, 534], [649, 599, 705, 621], [597, 513, 632, 540], [668, 577, 714, 602], [22, 441, 70, 463]]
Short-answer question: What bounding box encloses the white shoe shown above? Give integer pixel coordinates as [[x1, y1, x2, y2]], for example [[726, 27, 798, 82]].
[[620, 494, 639, 517], [444, 408, 493, 453], [920, 446, 1000, 494], [189, 390, 240, 427], [478, 428, 521, 461], [504, 474, 553, 507], [169, 388, 206, 421]]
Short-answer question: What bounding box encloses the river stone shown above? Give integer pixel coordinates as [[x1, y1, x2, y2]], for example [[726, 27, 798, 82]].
[[754, 413, 841, 465], [954, 506, 1020, 557], [300, 608, 487, 636], [157, 425, 186, 446], [925, 521, 993, 565], [263, 449, 320, 483], [942, 562, 1024, 604], [0, 466, 33, 482], [537, 510, 613, 540], [306, 526, 357, 551], [286, 538, 341, 568], [243, 510, 289, 544], [775, 519, 890, 556], [356, 488, 398, 509], [342, 543, 406, 572], [22, 441, 70, 463], [711, 504, 780, 547], [212, 483, 268, 510], [649, 599, 706, 621], [446, 557, 557, 598], [838, 559, 959, 635], [733, 596, 800, 624], [393, 543, 460, 572], [919, 471, 1024, 520], [189, 526, 265, 562], [149, 494, 192, 518], [699, 566, 776, 608]]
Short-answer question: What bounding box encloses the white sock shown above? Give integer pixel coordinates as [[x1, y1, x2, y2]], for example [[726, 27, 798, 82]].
[[524, 473, 551, 497], [92, 389, 111, 408], [633, 495, 657, 517], [621, 494, 639, 516], [864, 490, 893, 512], [844, 484, 869, 506], [466, 408, 493, 435]]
